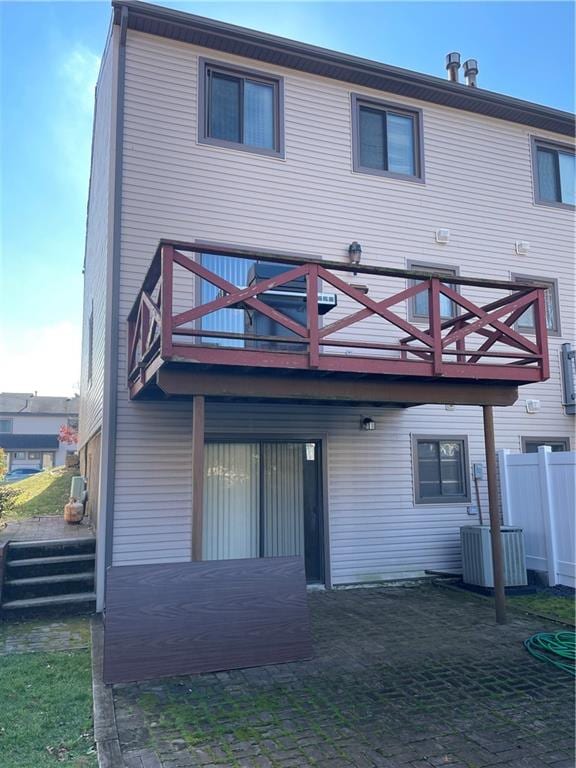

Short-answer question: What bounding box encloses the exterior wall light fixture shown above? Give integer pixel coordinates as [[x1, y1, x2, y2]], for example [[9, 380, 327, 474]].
[[361, 417, 376, 431], [348, 241, 362, 265]]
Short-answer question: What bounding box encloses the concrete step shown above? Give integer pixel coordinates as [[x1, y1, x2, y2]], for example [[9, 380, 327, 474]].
[[3, 571, 95, 601], [7, 537, 95, 561], [2, 592, 97, 611], [6, 553, 95, 578]]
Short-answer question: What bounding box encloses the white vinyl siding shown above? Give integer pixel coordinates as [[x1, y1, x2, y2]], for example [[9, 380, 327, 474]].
[[106, 30, 574, 581]]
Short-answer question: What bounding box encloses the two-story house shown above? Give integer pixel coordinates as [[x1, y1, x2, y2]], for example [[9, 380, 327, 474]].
[[0, 393, 79, 471], [79, 1, 574, 681]]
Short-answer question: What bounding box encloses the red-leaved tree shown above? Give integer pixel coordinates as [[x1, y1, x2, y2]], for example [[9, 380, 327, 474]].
[[59, 424, 78, 445]]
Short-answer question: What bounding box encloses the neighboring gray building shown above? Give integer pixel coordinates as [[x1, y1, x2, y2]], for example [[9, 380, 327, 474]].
[[79, 0, 575, 620], [0, 393, 79, 471]]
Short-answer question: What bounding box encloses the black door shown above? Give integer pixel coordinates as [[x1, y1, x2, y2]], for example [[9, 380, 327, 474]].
[[301, 442, 324, 584]]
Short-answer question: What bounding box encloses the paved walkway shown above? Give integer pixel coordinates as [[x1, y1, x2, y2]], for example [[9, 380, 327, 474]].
[[0, 615, 91, 654], [113, 584, 575, 768], [0, 514, 94, 543]]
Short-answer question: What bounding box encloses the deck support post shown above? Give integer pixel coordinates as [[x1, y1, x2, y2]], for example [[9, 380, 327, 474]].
[[191, 395, 205, 561], [482, 404, 507, 624]]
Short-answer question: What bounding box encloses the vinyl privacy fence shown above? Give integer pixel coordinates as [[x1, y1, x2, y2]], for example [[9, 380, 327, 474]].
[[499, 448, 575, 588]]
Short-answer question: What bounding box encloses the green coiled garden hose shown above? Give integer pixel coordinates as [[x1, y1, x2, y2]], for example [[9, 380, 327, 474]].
[[524, 631, 576, 676]]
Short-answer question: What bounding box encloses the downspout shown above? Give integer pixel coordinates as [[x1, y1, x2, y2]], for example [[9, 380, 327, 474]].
[[95, 5, 128, 612]]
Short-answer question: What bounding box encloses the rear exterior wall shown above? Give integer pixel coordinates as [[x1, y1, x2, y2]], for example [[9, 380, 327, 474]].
[[109, 30, 574, 582]]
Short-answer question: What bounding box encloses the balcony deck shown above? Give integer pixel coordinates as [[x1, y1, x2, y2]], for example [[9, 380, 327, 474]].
[[127, 241, 550, 407]]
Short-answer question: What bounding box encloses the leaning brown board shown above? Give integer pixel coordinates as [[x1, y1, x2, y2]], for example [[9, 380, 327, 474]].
[[102, 556, 312, 683]]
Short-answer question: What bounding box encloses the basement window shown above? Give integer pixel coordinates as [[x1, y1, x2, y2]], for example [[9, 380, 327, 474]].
[[412, 436, 470, 505], [200, 60, 284, 157], [352, 94, 423, 181], [532, 138, 575, 208]]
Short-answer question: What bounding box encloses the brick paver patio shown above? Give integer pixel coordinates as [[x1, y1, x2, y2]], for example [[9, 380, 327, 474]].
[[113, 584, 575, 768], [0, 514, 94, 544], [0, 616, 91, 655]]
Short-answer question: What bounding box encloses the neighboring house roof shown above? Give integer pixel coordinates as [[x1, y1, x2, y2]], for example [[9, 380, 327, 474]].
[[0, 434, 59, 450], [0, 393, 79, 416], [112, 0, 575, 137]]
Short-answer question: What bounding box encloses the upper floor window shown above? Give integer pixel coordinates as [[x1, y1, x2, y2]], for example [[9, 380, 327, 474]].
[[352, 95, 423, 181], [407, 262, 459, 322], [0, 418, 13, 433], [532, 139, 575, 208], [200, 60, 283, 157], [511, 274, 560, 336]]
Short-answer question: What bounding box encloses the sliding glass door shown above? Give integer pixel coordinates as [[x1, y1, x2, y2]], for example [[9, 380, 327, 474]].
[[203, 441, 323, 583]]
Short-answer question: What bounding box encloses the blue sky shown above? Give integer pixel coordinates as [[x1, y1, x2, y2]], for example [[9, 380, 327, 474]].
[[1, 1, 574, 395]]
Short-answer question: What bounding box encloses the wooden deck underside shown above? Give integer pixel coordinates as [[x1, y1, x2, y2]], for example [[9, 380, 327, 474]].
[[132, 363, 521, 407]]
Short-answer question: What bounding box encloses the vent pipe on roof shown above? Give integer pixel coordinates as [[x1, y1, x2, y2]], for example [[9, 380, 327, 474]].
[[445, 52, 461, 82], [463, 59, 479, 87]]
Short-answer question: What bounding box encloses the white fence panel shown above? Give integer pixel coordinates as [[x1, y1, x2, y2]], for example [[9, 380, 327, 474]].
[[499, 448, 576, 588]]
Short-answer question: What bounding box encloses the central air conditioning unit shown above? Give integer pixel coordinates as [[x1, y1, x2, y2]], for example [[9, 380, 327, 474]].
[[460, 525, 527, 588]]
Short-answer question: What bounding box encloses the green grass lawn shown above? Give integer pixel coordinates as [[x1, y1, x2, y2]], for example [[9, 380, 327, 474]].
[[509, 592, 575, 625], [1, 467, 79, 524], [0, 649, 96, 767]]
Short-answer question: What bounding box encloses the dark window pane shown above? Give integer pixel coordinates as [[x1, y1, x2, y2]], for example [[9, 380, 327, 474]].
[[359, 107, 386, 169], [420, 480, 442, 498], [418, 441, 438, 461], [417, 439, 466, 501], [439, 441, 465, 496], [244, 81, 274, 149], [524, 441, 567, 453], [387, 113, 415, 175], [559, 152, 575, 205], [419, 458, 441, 483], [417, 442, 441, 498], [537, 148, 559, 202], [210, 72, 241, 143]]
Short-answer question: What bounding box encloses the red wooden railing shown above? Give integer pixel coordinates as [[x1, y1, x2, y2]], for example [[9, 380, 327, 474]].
[[127, 241, 550, 395]]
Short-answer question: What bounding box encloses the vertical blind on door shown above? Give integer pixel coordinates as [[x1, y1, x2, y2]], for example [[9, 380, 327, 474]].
[[203, 442, 305, 560]]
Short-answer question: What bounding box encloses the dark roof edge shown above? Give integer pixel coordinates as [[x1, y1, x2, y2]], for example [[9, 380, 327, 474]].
[[112, 0, 575, 137]]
